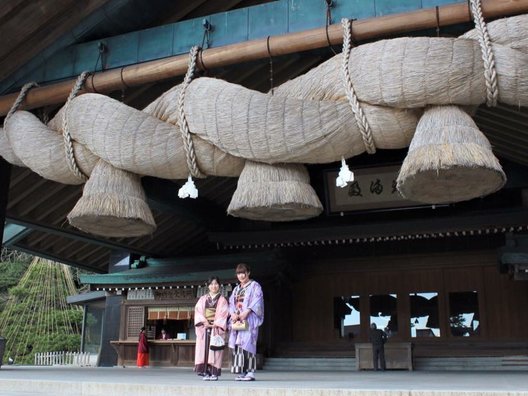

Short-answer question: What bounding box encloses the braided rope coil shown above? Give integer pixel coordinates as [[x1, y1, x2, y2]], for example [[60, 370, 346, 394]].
[[177, 46, 206, 178], [469, 0, 499, 107], [62, 71, 91, 182], [341, 18, 376, 154]]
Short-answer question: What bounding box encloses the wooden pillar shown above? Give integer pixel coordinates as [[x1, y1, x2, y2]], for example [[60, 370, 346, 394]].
[[98, 251, 130, 367]]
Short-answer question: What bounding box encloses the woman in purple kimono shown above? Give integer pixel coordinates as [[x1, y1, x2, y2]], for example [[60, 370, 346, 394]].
[[228, 263, 264, 381]]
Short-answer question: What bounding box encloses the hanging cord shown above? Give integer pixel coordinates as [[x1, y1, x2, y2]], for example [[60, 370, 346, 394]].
[[39, 107, 50, 125], [119, 67, 128, 102], [468, 0, 498, 107], [266, 36, 274, 95], [198, 20, 213, 77], [341, 18, 376, 154], [177, 46, 206, 179], [4, 82, 39, 123], [62, 71, 91, 182], [325, 0, 338, 55], [93, 42, 107, 72], [198, 49, 209, 76], [201, 19, 212, 49], [435, 6, 441, 37]]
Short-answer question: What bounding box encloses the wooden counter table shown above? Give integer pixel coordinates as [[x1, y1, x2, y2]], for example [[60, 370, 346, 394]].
[[110, 340, 196, 367]]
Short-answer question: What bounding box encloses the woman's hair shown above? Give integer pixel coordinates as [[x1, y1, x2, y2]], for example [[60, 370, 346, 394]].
[[207, 276, 221, 286], [235, 263, 250, 273], [140, 326, 145, 331]]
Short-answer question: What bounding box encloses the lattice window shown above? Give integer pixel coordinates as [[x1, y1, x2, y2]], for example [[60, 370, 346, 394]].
[[126, 306, 145, 339], [147, 306, 194, 320]]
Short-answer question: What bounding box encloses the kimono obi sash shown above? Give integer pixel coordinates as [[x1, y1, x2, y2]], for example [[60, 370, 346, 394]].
[[205, 307, 216, 322]]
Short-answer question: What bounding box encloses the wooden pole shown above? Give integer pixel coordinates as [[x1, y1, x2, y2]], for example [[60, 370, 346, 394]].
[[1, 0, 527, 116]]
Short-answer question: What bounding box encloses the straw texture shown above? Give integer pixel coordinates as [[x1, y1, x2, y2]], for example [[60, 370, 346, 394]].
[[397, 105, 506, 203], [227, 161, 323, 221], [0, 14, 525, 231], [55, 94, 245, 180], [184, 77, 416, 164], [462, 14, 528, 53], [68, 159, 156, 237], [5, 110, 98, 184], [348, 38, 527, 108], [0, 129, 25, 167]]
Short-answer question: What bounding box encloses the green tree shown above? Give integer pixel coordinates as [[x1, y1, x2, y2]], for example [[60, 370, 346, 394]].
[[0, 257, 82, 364], [0, 249, 32, 311]]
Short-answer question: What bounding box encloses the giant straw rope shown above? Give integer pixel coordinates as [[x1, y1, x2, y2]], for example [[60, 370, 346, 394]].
[[0, 6, 527, 235]]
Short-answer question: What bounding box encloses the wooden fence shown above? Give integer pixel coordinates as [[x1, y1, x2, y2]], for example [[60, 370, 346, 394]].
[[34, 351, 94, 366]]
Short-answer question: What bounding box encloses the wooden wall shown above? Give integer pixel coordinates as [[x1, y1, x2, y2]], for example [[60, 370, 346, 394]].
[[287, 249, 528, 357]]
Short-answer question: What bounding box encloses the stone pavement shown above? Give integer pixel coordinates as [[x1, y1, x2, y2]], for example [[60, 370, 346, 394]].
[[0, 366, 527, 396]]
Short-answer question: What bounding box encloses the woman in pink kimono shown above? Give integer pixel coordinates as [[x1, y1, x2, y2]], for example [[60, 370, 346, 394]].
[[194, 276, 229, 381], [229, 263, 264, 381]]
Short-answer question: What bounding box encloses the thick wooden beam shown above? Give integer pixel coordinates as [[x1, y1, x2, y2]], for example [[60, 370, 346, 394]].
[[11, 244, 105, 273], [1, 0, 527, 115], [209, 208, 528, 246], [6, 216, 156, 256]]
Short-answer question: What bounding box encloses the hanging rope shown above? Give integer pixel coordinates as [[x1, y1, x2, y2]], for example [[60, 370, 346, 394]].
[[39, 107, 50, 125], [62, 72, 91, 182], [468, 0, 499, 107], [341, 18, 376, 154], [119, 67, 128, 102], [435, 6, 441, 37], [325, 0, 338, 55], [4, 82, 39, 123], [177, 46, 206, 179], [201, 19, 212, 49], [267, 36, 274, 95]]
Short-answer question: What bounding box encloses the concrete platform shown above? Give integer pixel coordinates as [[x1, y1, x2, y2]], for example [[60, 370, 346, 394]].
[[0, 366, 527, 396]]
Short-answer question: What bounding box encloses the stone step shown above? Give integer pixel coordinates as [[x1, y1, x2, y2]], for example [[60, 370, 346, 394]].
[[414, 356, 528, 371], [264, 356, 528, 371], [264, 358, 356, 371]]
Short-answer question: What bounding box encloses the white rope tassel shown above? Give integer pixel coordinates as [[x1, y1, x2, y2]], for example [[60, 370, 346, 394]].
[[178, 175, 198, 199], [341, 18, 376, 154], [469, 0, 499, 107], [336, 157, 354, 188]]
